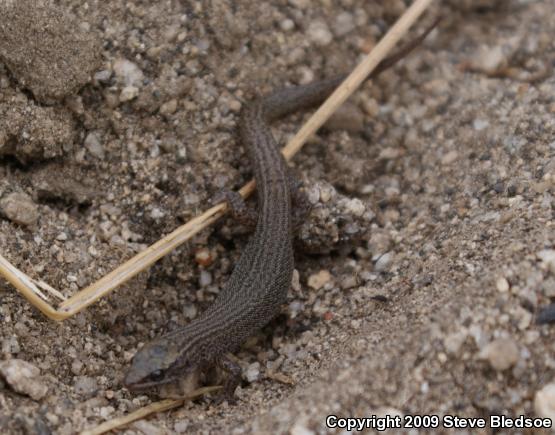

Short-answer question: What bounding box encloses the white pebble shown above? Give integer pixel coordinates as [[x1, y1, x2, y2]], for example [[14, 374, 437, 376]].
[[0, 359, 48, 400], [290, 421, 315, 435], [308, 270, 332, 290], [199, 270, 212, 287], [535, 383, 555, 420], [112, 58, 144, 86], [496, 277, 510, 292], [120, 85, 139, 102], [288, 0, 310, 9], [307, 21, 332, 46], [150, 207, 165, 220], [473, 118, 489, 131], [318, 183, 335, 203], [343, 198, 365, 217], [245, 362, 261, 382], [374, 252, 393, 272], [280, 19, 295, 32], [479, 337, 519, 371], [333, 12, 355, 37], [441, 150, 458, 165], [472, 45, 506, 73], [131, 420, 165, 435], [538, 249, 555, 274]]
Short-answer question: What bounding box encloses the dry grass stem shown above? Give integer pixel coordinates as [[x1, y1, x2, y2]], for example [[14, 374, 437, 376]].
[[79, 386, 222, 435]]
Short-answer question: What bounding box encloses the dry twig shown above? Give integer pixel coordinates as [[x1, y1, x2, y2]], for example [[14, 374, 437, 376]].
[[79, 386, 221, 435]]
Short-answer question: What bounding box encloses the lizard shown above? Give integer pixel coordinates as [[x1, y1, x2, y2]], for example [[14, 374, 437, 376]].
[[123, 21, 438, 400]]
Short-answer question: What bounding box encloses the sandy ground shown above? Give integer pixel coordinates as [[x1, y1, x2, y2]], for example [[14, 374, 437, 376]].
[[0, 0, 555, 434]]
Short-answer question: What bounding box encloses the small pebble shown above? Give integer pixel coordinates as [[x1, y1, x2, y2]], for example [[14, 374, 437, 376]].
[[228, 99, 242, 113], [441, 150, 458, 165], [2, 337, 20, 355], [195, 248, 214, 267], [174, 421, 190, 433], [473, 118, 489, 131], [307, 270, 332, 290], [543, 278, 555, 298], [0, 192, 39, 226], [375, 406, 404, 419], [362, 97, 379, 117], [496, 277, 510, 292], [288, 0, 310, 9], [0, 359, 48, 400], [245, 362, 261, 383], [493, 182, 504, 194], [290, 421, 315, 435], [374, 252, 393, 272], [444, 331, 467, 355], [84, 132, 105, 159], [280, 19, 295, 32], [71, 359, 84, 376], [73, 376, 98, 399], [538, 249, 555, 274], [378, 147, 403, 160], [342, 198, 365, 217], [120, 85, 139, 102], [340, 274, 359, 290], [307, 21, 332, 46], [471, 44, 506, 73], [383, 0, 406, 17], [131, 420, 166, 435], [199, 270, 212, 287], [318, 183, 335, 203], [535, 383, 555, 420], [99, 406, 115, 419], [479, 337, 519, 371], [333, 12, 355, 37], [326, 104, 365, 132], [536, 304, 555, 325], [159, 99, 178, 116], [94, 70, 111, 84], [150, 207, 165, 219], [112, 59, 144, 86], [288, 300, 304, 318]]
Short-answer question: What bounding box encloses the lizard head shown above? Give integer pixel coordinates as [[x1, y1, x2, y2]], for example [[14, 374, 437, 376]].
[[123, 337, 197, 391]]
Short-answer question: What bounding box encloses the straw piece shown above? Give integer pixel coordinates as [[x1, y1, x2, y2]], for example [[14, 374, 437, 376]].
[[80, 386, 221, 435]]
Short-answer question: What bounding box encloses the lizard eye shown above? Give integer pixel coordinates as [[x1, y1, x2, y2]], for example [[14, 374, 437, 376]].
[[149, 370, 164, 382]]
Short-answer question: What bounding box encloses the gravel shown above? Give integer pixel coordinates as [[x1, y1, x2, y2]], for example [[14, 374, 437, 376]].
[[0, 0, 554, 433]]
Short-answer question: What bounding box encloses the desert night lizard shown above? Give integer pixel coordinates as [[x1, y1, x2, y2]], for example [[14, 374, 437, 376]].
[[123, 22, 436, 399]]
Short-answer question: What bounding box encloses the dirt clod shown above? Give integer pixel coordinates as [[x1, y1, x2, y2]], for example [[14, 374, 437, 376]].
[[0, 0, 101, 104]]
